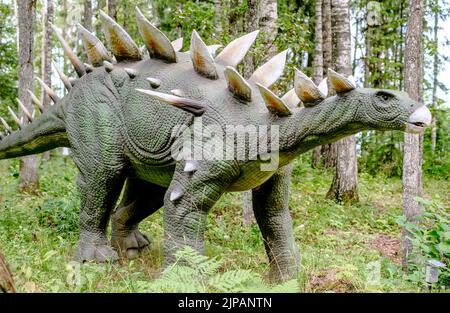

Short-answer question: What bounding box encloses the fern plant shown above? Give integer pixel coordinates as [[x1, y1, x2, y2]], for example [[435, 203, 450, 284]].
[[135, 247, 299, 293]]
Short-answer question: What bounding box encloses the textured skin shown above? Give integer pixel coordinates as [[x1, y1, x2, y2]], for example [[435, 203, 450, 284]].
[[0, 51, 425, 282]]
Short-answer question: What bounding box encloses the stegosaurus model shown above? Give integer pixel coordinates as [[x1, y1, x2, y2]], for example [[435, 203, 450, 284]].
[[0, 8, 431, 282]]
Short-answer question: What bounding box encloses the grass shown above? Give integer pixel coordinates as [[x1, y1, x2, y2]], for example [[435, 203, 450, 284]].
[[0, 152, 448, 292]]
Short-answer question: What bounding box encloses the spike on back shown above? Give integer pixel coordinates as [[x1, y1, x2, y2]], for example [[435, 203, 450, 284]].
[[171, 38, 183, 52], [224, 66, 252, 102], [257, 84, 292, 117], [53, 62, 72, 91], [78, 23, 112, 66], [99, 10, 142, 62], [36, 77, 60, 103], [17, 99, 33, 122], [50, 23, 86, 77], [328, 69, 356, 93], [27, 90, 44, 113], [215, 30, 259, 67], [135, 7, 177, 63], [294, 69, 325, 106], [0, 117, 12, 134], [7, 107, 22, 128], [190, 30, 218, 79], [249, 50, 288, 88], [281, 88, 301, 108]]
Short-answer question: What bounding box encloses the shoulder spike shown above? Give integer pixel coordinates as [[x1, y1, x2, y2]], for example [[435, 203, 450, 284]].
[[215, 30, 259, 67], [17, 99, 33, 122], [318, 77, 328, 97], [50, 23, 86, 77], [103, 60, 114, 72], [36, 77, 60, 103], [171, 37, 183, 52], [294, 69, 325, 106], [224, 66, 252, 102], [328, 68, 356, 93], [135, 7, 177, 63], [257, 84, 292, 117], [99, 10, 142, 61], [249, 50, 288, 88], [281, 88, 301, 107], [53, 62, 72, 91], [78, 23, 112, 66], [190, 30, 218, 79], [27, 90, 44, 113], [147, 77, 161, 88], [0, 117, 13, 134], [136, 88, 205, 116], [7, 107, 22, 129], [124, 68, 137, 78]]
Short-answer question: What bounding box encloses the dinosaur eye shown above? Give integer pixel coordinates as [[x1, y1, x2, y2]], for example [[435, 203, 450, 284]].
[[376, 91, 393, 102], [382, 94, 390, 101]]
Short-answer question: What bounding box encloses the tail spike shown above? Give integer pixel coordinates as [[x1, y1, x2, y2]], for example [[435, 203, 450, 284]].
[[190, 30, 218, 79], [135, 7, 177, 63], [78, 23, 112, 66], [17, 99, 33, 122], [224, 66, 252, 102], [215, 30, 259, 67], [50, 23, 86, 77], [0, 117, 13, 134], [36, 77, 60, 103], [53, 62, 72, 91], [27, 90, 45, 113], [249, 50, 288, 88], [257, 84, 292, 117], [99, 10, 142, 61], [7, 107, 22, 129]]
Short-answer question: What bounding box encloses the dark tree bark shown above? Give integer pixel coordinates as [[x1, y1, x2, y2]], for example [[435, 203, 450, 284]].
[[18, 0, 39, 194], [320, 0, 336, 169], [326, 0, 359, 204], [431, 2, 439, 154], [0, 252, 16, 293], [96, 0, 106, 39], [311, 0, 324, 168], [108, 0, 117, 20], [215, 0, 222, 34], [83, 0, 93, 31], [243, 0, 261, 78], [402, 0, 424, 268]]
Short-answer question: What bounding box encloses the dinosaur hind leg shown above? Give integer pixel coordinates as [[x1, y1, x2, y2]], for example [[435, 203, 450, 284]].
[[110, 178, 166, 259]]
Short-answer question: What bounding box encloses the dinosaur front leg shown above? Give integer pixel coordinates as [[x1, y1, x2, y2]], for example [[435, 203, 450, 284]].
[[75, 170, 125, 263], [163, 161, 239, 264], [252, 164, 301, 282], [110, 178, 166, 259]]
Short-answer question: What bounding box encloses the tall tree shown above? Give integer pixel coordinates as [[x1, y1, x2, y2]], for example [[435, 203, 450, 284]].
[[214, 0, 222, 35], [319, 0, 336, 169], [83, 0, 93, 31], [242, 0, 260, 78], [17, 0, 39, 193], [96, 0, 106, 38], [402, 0, 424, 268], [326, 0, 359, 204], [40, 0, 53, 109], [108, 0, 117, 20], [311, 0, 323, 168], [430, 1, 439, 155]]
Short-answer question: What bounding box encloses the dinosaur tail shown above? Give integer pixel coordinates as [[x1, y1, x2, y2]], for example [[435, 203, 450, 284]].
[[0, 99, 69, 160]]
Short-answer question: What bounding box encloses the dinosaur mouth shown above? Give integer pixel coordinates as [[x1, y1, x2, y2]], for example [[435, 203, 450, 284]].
[[405, 105, 432, 134]]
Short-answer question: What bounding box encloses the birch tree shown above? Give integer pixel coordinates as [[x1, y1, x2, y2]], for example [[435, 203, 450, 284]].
[[17, 0, 39, 193]]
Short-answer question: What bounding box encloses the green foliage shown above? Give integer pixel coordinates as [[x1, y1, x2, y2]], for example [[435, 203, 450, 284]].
[[138, 247, 299, 293], [396, 197, 450, 288]]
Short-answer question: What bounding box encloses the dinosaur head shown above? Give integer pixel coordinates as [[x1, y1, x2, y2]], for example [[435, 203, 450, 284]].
[[351, 88, 431, 134]]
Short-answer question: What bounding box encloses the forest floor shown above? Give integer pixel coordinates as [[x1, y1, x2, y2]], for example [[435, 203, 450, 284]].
[[0, 153, 448, 293]]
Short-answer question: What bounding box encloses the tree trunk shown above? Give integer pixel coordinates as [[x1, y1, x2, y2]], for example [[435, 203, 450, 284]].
[[107, 0, 117, 20], [0, 252, 16, 293], [326, 0, 358, 205], [215, 0, 222, 35], [83, 0, 93, 31], [242, 0, 260, 78], [18, 0, 39, 194], [320, 0, 336, 169], [40, 0, 53, 161], [96, 0, 106, 38], [402, 0, 424, 268], [430, 3, 438, 154], [259, 0, 278, 60], [311, 0, 324, 168]]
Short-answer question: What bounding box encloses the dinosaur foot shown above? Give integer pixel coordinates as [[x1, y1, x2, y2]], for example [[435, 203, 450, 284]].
[[110, 230, 151, 259], [75, 242, 119, 263]]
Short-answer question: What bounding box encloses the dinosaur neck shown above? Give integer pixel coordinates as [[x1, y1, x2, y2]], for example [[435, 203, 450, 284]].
[[277, 95, 363, 165]]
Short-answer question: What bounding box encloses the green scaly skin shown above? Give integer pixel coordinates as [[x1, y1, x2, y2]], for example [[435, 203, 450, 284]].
[[0, 51, 427, 282]]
